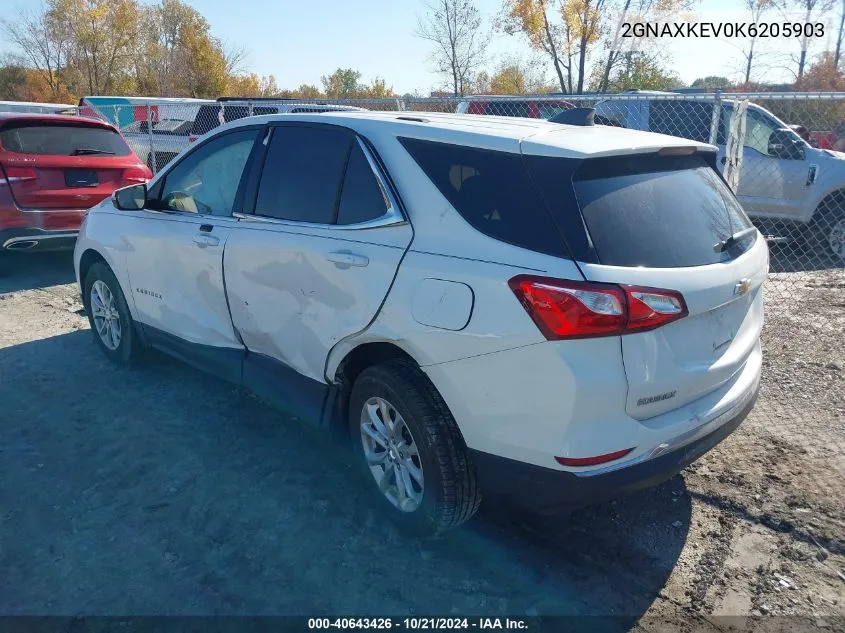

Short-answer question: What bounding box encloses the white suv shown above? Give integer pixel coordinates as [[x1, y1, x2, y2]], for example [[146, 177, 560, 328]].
[[74, 111, 767, 535]]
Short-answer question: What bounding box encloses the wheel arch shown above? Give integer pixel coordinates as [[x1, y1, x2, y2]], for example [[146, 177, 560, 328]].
[[811, 187, 845, 223]]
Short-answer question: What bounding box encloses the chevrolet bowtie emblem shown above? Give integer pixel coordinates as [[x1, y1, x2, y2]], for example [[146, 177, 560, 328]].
[[734, 278, 751, 296]]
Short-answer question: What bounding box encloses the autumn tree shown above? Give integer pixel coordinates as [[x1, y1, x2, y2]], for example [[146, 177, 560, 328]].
[[416, 0, 488, 96], [691, 76, 733, 91], [500, 0, 573, 93], [47, 0, 141, 95], [597, 0, 695, 93], [321, 68, 361, 98], [598, 52, 681, 91], [0, 7, 72, 100]]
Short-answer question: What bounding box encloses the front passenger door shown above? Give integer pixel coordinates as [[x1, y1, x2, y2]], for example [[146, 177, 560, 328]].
[[123, 127, 260, 380]]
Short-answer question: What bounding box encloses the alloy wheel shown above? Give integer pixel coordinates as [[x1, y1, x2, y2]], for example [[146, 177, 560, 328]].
[[90, 279, 122, 351]]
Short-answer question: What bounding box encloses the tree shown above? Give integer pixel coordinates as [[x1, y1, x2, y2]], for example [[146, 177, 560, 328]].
[[738, 0, 772, 85], [0, 6, 72, 100], [321, 68, 361, 98], [416, 0, 488, 96], [778, 0, 834, 80], [500, 0, 572, 93], [47, 0, 141, 95], [500, 0, 608, 94], [597, 0, 696, 93], [602, 52, 680, 91], [835, 0, 845, 68], [691, 76, 733, 91]]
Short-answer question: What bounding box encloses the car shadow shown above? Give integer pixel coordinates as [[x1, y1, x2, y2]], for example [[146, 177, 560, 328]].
[[0, 251, 76, 294], [0, 331, 690, 624]]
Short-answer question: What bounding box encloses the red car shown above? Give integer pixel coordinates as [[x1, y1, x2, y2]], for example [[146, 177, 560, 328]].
[[0, 113, 151, 253], [456, 96, 576, 119]]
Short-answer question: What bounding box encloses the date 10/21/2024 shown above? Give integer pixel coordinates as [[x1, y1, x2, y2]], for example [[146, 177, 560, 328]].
[[307, 618, 529, 630]]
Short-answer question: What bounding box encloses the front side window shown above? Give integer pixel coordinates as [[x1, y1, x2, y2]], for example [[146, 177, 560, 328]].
[[159, 129, 258, 215], [744, 109, 781, 155], [254, 126, 353, 223]]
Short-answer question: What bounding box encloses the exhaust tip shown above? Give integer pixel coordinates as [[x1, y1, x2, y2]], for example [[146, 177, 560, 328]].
[[5, 240, 39, 251]]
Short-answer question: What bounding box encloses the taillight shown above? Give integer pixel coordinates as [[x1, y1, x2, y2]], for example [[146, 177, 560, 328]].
[[123, 167, 151, 183], [3, 167, 37, 184], [509, 275, 688, 340]]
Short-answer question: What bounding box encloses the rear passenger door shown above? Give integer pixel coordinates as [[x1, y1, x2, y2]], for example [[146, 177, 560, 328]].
[[224, 123, 412, 418]]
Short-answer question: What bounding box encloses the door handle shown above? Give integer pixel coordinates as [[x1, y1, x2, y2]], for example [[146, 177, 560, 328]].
[[326, 250, 369, 268], [721, 156, 727, 165], [192, 234, 219, 247]]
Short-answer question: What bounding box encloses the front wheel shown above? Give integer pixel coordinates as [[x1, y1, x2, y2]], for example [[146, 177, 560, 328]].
[[83, 262, 140, 364], [809, 197, 845, 264], [348, 359, 481, 536]]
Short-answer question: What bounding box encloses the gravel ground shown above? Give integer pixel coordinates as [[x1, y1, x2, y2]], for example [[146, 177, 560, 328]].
[[0, 252, 843, 631]]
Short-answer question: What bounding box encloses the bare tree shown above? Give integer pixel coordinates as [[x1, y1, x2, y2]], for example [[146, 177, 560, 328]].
[[0, 6, 70, 99], [416, 0, 488, 97], [835, 0, 845, 67], [741, 0, 772, 84], [223, 41, 249, 77], [778, 0, 834, 80]]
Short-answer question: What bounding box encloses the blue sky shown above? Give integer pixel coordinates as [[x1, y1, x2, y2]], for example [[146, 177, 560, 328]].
[[7, 0, 842, 94]]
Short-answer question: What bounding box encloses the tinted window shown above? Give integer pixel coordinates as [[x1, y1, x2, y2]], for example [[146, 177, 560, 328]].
[[255, 126, 352, 223], [399, 138, 567, 257], [160, 129, 258, 215], [486, 101, 531, 117], [572, 154, 755, 268], [337, 142, 388, 225], [649, 101, 713, 142], [0, 122, 131, 156]]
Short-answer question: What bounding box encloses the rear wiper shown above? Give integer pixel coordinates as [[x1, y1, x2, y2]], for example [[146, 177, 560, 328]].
[[714, 227, 758, 252], [70, 148, 115, 155]]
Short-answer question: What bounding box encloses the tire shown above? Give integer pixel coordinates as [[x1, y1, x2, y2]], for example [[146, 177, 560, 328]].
[[808, 194, 845, 265], [348, 359, 481, 536], [82, 261, 140, 365]]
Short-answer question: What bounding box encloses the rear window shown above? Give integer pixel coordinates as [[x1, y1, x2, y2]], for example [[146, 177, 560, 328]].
[[0, 122, 131, 156], [399, 138, 567, 257], [570, 154, 755, 268]]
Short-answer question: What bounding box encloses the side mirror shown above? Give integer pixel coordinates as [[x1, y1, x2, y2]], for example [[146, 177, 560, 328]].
[[768, 129, 805, 160], [112, 183, 147, 210]]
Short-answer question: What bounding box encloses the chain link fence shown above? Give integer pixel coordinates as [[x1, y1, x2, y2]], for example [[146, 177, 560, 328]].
[[5, 93, 843, 480]]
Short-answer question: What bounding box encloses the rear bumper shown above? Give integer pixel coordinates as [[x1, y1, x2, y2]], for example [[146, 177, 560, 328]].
[[470, 385, 758, 513], [1, 227, 78, 252]]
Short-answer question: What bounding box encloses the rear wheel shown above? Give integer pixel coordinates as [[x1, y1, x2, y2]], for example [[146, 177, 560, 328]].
[[809, 194, 845, 264], [83, 262, 140, 364], [348, 359, 481, 536]]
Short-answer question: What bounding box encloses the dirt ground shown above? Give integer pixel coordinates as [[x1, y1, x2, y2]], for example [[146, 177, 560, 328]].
[[0, 252, 843, 631]]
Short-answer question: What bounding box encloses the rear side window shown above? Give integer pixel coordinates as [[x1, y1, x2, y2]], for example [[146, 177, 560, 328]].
[[571, 154, 755, 268], [399, 138, 567, 257], [255, 125, 353, 223], [0, 122, 131, 156], [337, 142, 388, 225]]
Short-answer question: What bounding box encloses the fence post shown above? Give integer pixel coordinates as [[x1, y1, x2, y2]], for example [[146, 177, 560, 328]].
[[708, 89, 722, 146], [147, 104, 156, 174]]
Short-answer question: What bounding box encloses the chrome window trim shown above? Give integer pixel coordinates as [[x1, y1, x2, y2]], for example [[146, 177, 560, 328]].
[[246, 134, 407, 231]]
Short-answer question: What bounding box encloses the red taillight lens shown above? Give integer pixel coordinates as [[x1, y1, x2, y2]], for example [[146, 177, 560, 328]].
[[509, 275, 688, 340], [4, 167, 37, 184], [555, 447, 635, 467], [123, 167, 151, 183]]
